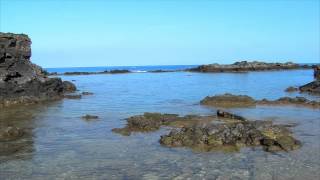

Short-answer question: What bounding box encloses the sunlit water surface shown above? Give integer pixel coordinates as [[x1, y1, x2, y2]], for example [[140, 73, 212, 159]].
[[1, 69, 319, 179]]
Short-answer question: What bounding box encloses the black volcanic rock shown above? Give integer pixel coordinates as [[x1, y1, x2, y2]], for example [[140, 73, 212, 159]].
[[0, 32, 76, 107], [188, 61, 310, 72]]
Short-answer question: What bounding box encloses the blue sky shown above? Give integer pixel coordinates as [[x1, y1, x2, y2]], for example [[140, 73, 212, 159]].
[[1, 0, 319, 67]]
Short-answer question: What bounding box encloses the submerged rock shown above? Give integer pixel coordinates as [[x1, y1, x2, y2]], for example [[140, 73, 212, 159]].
[[285, 86, 298, 92], [0, 127, 24, 142], [81, 114, 99, 120], [64, 94, 82, 99], [0, 32, 76, 107], [187, 61, 310, 73], [200, 93, 320, 109], [81, 91, 94, 95], [200, 93, 256, 107]]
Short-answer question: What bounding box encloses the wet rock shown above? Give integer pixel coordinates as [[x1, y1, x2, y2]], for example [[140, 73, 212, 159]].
[[62, 81, 77, 92], [200, 93, 256, 107], [0, 127, 24, 141], [64, 94, 82, 99], [217, 110, 246, 121], [187, 61, 310, 73], [285, 86, 298, 92], [0, 32, 76, 107], [82, 91, 94, 95], [160, 119, 301, 153], [299, 80, 320, 94], [81, 114, 99, 120], [298, 66, 320, 94]]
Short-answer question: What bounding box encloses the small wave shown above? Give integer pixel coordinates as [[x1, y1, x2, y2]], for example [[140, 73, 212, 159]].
[[132, 70, 147, 73]]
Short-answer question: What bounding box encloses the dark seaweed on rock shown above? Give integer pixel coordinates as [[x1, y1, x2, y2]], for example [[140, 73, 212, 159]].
[[0, 32, 76, 107]]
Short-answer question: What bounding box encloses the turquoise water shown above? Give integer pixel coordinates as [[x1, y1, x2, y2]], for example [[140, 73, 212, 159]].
[[1, 69, 320, 179]]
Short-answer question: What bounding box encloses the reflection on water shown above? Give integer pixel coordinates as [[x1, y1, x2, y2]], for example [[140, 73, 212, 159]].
[[0, 70, 319, 179]]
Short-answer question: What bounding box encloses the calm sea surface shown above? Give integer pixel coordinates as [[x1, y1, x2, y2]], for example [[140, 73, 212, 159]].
[[1, 66, 319, 179]]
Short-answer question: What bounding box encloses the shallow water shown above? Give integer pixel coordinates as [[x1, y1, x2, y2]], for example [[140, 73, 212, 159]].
[[1, 69, 319, 179]]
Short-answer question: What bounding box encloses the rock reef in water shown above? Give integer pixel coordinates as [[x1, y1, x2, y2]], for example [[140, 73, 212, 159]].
[[188, 61, 311, 72], [113, 112, 301, 153], [200, 93, 256, 107], [200, 93, 320, 109], [298, 65, 320, 94], [56, 69, 131, 76], [0, 32, 76, 107]]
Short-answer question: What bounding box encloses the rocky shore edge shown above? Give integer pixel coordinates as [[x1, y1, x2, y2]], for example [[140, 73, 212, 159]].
[[0, 32, 77, 108]]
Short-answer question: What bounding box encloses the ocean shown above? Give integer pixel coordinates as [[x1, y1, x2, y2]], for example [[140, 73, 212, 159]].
[[1, 66, 319, 179], [45, 65, 198, 73]]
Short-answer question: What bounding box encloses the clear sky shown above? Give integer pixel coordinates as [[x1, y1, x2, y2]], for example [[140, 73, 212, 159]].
[[0, 0, 319, 67]]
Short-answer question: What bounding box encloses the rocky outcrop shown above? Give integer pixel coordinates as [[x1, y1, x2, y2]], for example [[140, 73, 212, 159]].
[[200, 93, 320, 109], [188, 61, 311, 72], [299, 65, 320, 94], [160, 119, 301, 152], [113, 111, 301, 153], [0, 32, 76, 107]]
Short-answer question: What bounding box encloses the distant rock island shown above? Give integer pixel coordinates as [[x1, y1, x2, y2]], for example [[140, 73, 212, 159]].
[[0, 32, 76, 107], [188, 61, 311, 72]]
